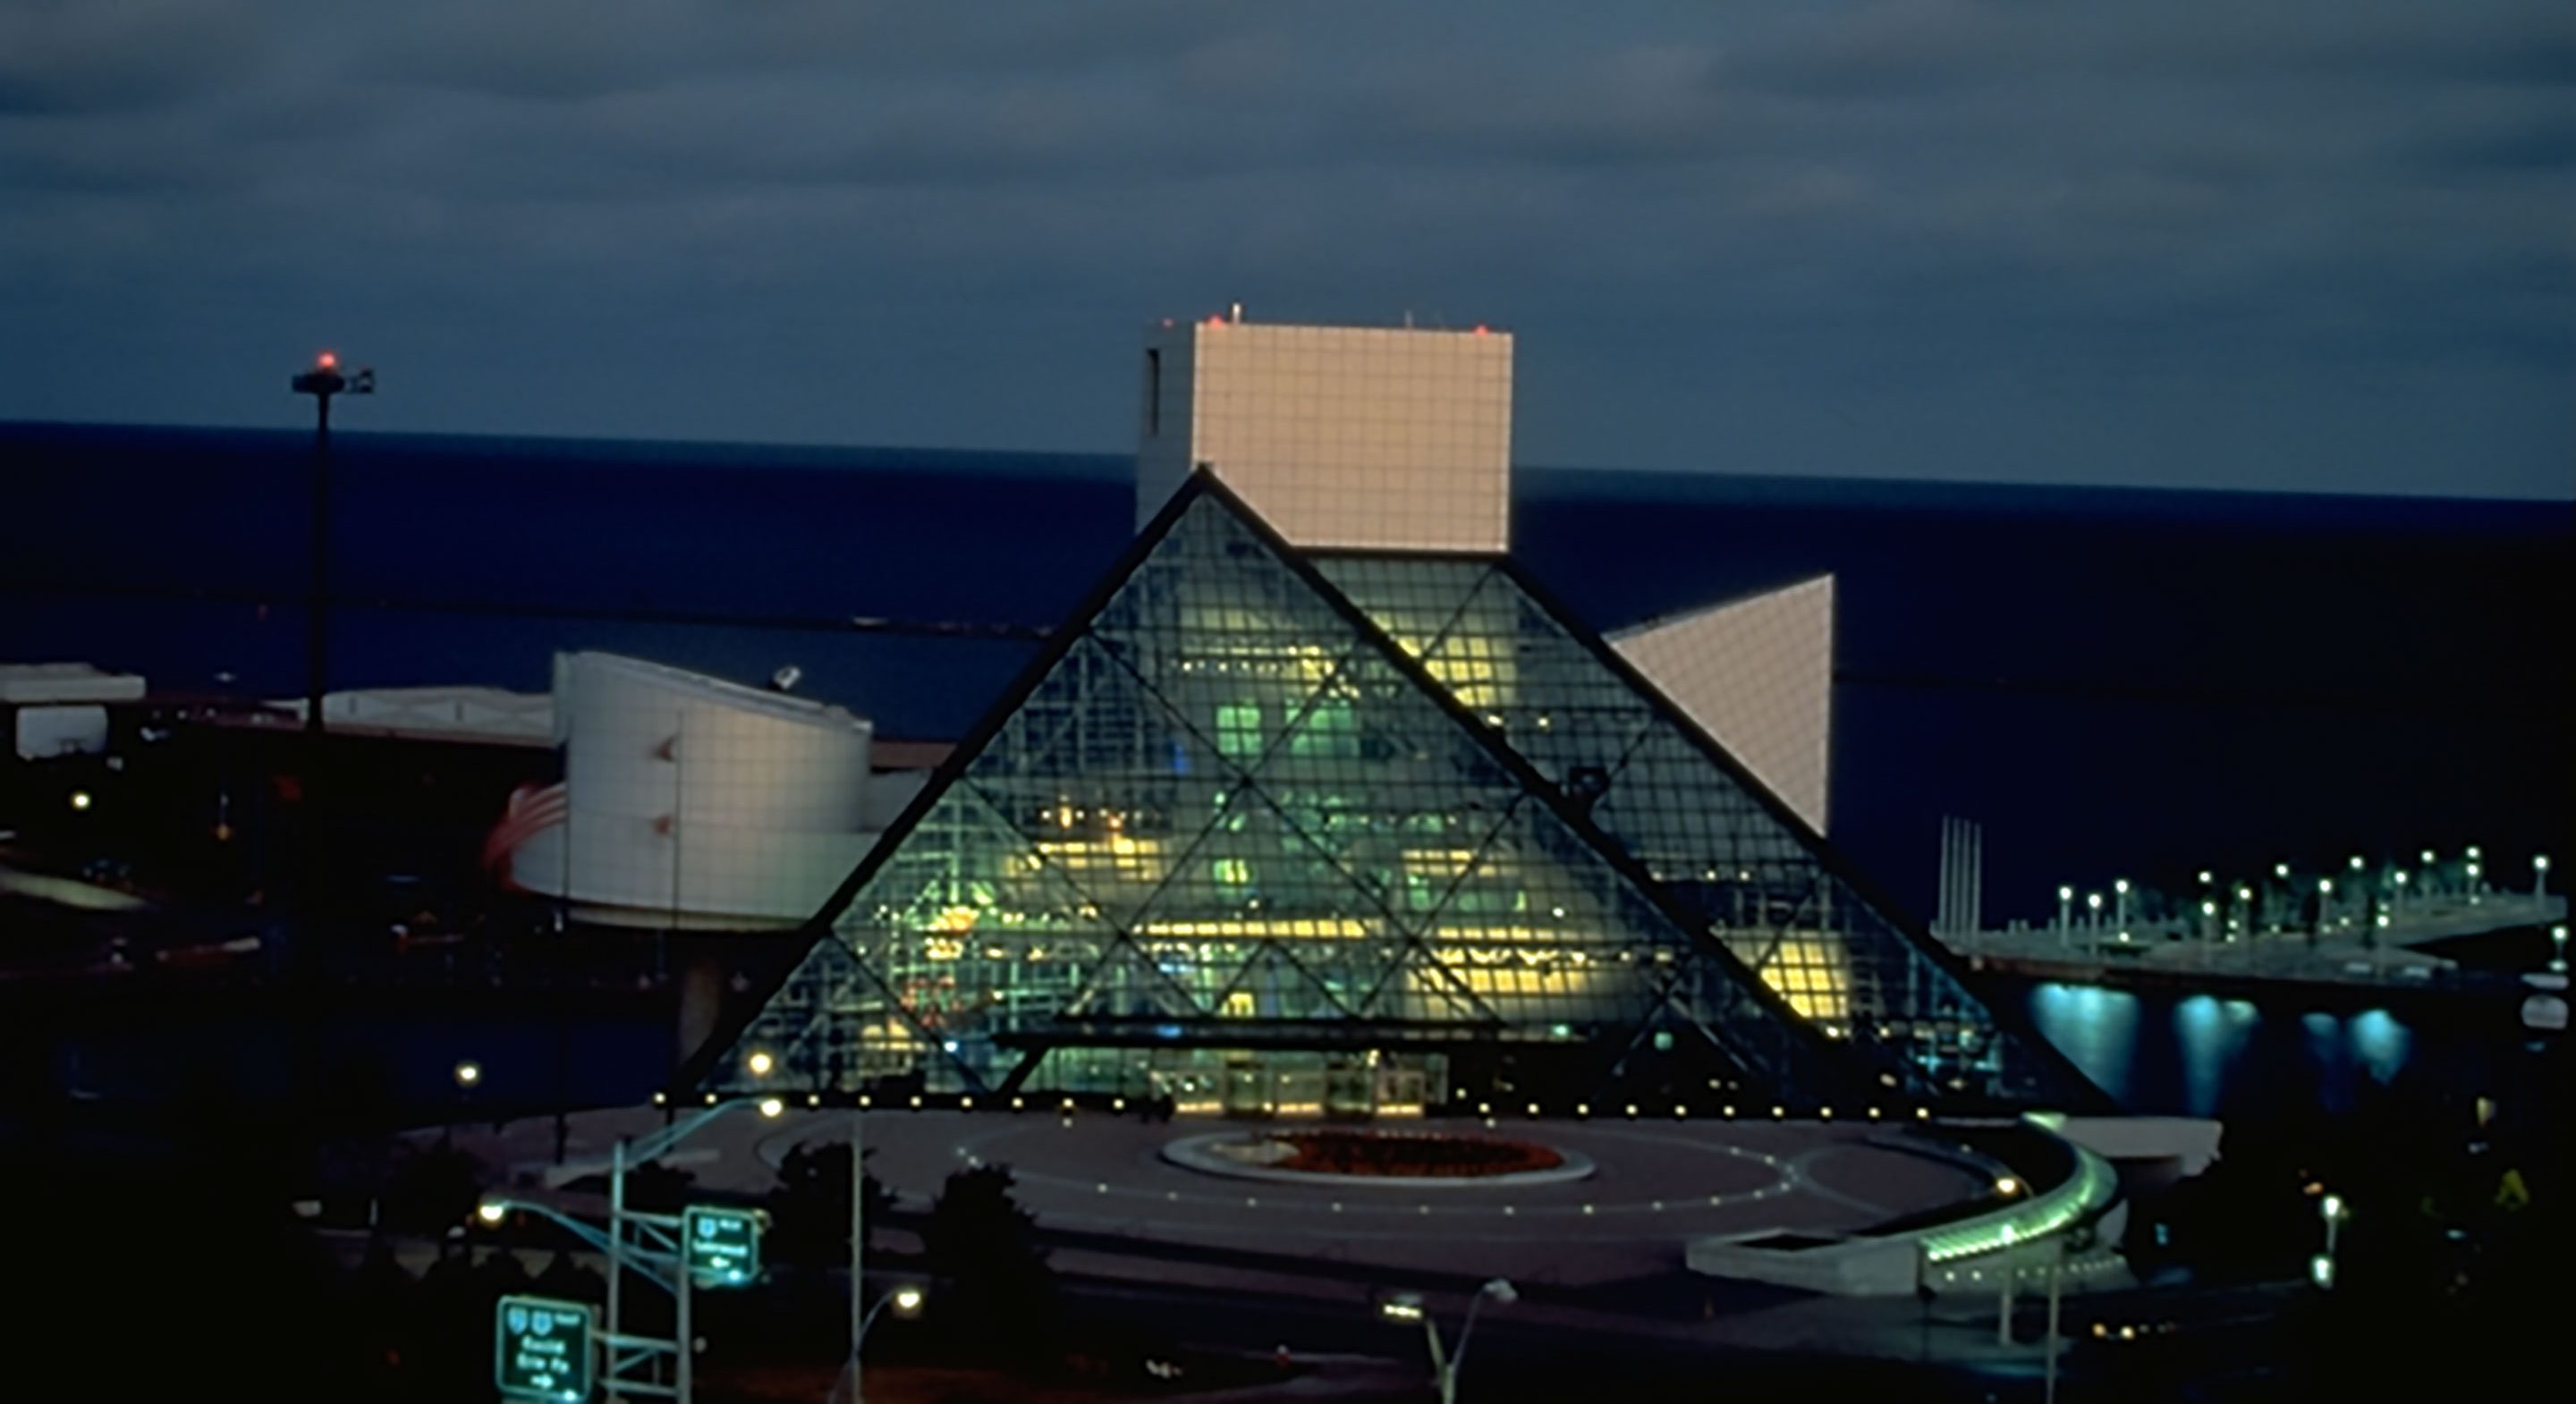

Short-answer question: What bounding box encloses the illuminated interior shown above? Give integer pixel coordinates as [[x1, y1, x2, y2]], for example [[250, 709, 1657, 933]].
[[708, 480, 2061, 1110]]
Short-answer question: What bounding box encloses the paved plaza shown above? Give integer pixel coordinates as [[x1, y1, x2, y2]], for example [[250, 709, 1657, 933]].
[[462, 1107, 1992, 1289]]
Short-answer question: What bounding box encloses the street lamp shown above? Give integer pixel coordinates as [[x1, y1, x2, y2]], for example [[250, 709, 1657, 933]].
[[454, 1060, 483, 1088], [2535, 854, 2551, 904], [287, 350, 373, 734], [1382, 1279, 1515, 1404], [2113, 879, 2131, 942], [846, 1281, 926, 1397], [2085, 892, 2102, 936], [2056, 886, 2073, 945], [2550, 924, 2567, 975], [2317, 1193, 2351, 1290], [604, 1096, 784, 1404], [1997, 1224, 2018, 1345], [734, 1053, 875, 1404]]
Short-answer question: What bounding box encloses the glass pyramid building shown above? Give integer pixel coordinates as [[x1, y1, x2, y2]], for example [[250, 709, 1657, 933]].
[[693, 474, 2094, 1114]]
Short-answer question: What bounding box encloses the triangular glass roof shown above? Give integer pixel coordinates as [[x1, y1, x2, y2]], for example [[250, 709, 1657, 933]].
[[692, 475, 2092, 1110], [1318, 556, 2089, 1104]]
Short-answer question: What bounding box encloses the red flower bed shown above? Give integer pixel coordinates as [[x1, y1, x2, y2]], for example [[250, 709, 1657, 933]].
[[1267, 1129, 1564, 1178]]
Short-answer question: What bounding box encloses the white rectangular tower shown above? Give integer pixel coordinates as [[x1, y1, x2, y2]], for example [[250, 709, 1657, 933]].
[[1137, 315, 1513, 552]]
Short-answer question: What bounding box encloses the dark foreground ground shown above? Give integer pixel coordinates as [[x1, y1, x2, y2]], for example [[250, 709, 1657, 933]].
[[7, 1095, 2565, 1404]]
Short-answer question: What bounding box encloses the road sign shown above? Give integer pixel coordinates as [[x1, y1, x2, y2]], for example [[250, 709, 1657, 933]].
[[683, 1205, 765, 1288], [495, 1295, 594, 1400]]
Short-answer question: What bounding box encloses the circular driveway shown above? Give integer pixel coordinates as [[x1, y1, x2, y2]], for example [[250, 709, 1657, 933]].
[[737, 1111, 1990, 1286]]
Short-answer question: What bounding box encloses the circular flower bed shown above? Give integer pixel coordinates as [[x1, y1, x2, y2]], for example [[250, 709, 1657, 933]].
[[1265, 1129, 1564, 1179]]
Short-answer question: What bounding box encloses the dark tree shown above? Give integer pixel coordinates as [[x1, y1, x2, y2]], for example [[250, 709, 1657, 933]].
[[765, 1138, 894, 1267], [378, 1144, 486, 1235], [530, 1248, 607, 1307], [621, 1159, 698, 1215], [922, 1163, 1060, 1363]]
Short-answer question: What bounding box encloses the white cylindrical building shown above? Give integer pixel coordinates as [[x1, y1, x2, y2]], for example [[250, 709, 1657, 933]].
[[507, 652, 880, 929]]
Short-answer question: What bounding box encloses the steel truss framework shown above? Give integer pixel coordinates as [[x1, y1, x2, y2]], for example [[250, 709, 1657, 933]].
[[692, 474, 2094, 1110]]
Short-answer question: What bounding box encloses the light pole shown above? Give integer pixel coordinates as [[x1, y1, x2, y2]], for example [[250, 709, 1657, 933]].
[[2113, 878, 2131, 942], [287, 350, 372, 734], [2056, 886, 2073, 948], [2550, 924, 2567, 975], [447, 1059, 481, 1146], [1996, 1223, 2017, 1346], [2085, 892, 2102, 939], [2316, 1192, 2350, 1290], [842, 1285, 925, 1403], [2043, 1234, 2069, 1404], [2315, 878, 2333, 943], [1382, 1279, 1516, 1404], [735, 1050, 874, 1404], [606, 1095, 783, 1403], [2535, 854, 2551, 906]]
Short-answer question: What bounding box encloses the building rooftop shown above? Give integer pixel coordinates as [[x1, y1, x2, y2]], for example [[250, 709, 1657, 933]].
[[0, 663, 148, 706]]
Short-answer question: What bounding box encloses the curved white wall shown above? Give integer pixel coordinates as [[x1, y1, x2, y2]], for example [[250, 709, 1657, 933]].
[[508, 653, 881, 929]]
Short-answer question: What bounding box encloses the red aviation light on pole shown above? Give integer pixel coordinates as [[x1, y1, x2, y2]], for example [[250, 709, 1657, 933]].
[[289, 349, 372, 734]]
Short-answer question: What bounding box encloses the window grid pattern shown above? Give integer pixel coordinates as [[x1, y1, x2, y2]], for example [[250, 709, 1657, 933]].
[[1319, 556, 2056, 1104], [711, 490, 1834, 1103]]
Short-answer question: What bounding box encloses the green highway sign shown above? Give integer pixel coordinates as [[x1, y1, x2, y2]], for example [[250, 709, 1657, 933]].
[[495, 1295, 594, 1400], [684, 1205, 765, 1288]]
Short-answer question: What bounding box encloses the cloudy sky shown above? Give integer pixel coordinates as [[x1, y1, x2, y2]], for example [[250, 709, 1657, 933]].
[[3, 1, 2568, 495]]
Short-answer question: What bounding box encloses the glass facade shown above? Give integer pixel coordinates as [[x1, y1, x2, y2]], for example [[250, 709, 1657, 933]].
[[704, 478, 2078, 1111], [1316, 556, 2062, 1103]]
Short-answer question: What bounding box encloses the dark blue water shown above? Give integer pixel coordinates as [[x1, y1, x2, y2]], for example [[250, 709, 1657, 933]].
[[4, 421, 2567, 1112], [7, 421, 2563, 922]]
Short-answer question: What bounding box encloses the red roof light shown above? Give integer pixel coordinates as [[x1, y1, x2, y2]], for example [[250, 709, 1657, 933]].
[[316, 351, 338, 369]]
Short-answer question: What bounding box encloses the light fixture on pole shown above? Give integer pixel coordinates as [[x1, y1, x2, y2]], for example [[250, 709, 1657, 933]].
[[2113, 878, 2131, 943], [843, 1283, 925, 1402], [1381, 1279, 1515, 1404], [2055, 885, 2073, 946], [2317, 1192, 2350, 1290], [1996, 1224, 2018, 1345], [601, 1095, 784, 1404], [287, 350, 373, 735]]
